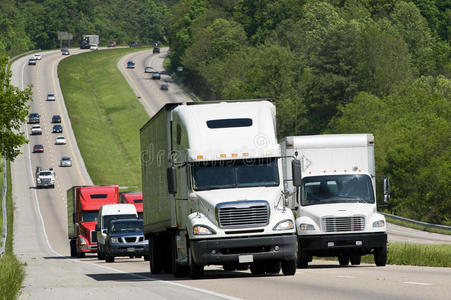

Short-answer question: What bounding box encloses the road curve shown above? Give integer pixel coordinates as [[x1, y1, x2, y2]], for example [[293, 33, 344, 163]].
[[10, 48, 451, 300]]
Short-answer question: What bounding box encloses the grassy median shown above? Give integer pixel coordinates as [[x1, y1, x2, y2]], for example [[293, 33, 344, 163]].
[[0, 161, 25, 300], [58, 48, 149, 188]]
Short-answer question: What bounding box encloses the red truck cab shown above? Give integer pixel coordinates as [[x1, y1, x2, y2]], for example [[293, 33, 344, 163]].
[[120, 192, 143, 219], [67, 186, 119, 257]]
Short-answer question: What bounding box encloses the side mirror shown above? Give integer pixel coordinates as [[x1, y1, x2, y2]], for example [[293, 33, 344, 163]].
[[167, 166, 177, 194], [292, 159, 302, 187], [383, 177, 390, 203], [102, 229, 108, 234]]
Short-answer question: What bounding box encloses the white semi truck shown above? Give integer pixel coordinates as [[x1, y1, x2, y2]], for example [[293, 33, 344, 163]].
[[140, 100, 300, 278], [281, 134, 389, 268]]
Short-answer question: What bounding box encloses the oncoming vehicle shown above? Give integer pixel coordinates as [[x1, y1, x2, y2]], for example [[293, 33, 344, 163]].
[[144, 66, 153, 73], [31, 125, 42, 135], [47, 93, 56, 101], [104, 219, 149, 263], [34, 53, 42, 60], [153, 47, 160, 54], [90, 44, 98, 50], [55, 136, 67, 145], [51, 115, 61, 123], [60, 156, 72, 167], [127, 61, 135, 69], [36, 170, 55, 188], [160, 83, 169, 91], [33, 144, 44, 153], [28, 58, 37, 65], [28, 113, 40, 124], [52, 125, 63, 133], [62, 49, 70, 55], [151, 71, 160, 80]]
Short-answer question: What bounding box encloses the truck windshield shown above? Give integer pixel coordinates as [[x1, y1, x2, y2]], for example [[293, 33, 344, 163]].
[[82, 211, 98, 222], [192, 158, 279, 191], [103, 214, 137, 229], [301, 175, 374, 206], [110, 220, 143, 233]]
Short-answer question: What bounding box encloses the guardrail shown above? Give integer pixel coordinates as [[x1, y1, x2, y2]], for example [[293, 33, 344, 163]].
[[0, 157, 7, 257], [383, 212, 451, 231]]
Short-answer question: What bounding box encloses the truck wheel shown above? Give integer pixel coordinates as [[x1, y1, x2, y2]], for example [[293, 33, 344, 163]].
[[97, 246, 104, 260], [105, 253, 114, 263], [70, 240, 76, 257], [350, 255, 361, 265], [250, 262, 266, 275], [338, 255, 349, 266], [374, 245, 387, 266], [144, 255, 150, 261], [282, 259, 296, 276], [266, 261, 281, 274], [297, 250, 310, 269], [172, 235, 187, 278], [150, 236, 162, 274], [188, 246, 204, 279], [76, 248, 85, 258]]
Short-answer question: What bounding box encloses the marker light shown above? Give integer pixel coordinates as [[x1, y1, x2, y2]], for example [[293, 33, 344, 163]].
[[220, 154, 226, 158], [197, 155, 204, 159], [243, 153, 249, 157], [299, 223, 315, 231], [193, 225, 216, 235], [232, 153, 238, 157]]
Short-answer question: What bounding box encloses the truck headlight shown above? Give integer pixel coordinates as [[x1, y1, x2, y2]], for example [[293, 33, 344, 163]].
[[372, 220, 385, 228], [273, 219, 294, 231], [110, 237, 119, 243], [79, 236, 88, 245], [193, 225, 216, 235], [37, 179, 41, 183], [299, 223, 315, 231]]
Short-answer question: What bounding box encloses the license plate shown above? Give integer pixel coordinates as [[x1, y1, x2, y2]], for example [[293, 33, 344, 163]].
[[239, 255, 253, 263], [126, 247, 135, 252]]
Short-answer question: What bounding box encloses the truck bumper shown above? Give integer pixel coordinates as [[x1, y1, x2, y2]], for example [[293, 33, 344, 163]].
[[190, 234, 296, 265], [108, 243, 149, 257], [299, 232, 387, 256], [80, 244, 97, 253]]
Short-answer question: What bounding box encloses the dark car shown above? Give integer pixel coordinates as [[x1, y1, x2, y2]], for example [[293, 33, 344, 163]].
[[151, 71, 160, 80], [127, 61, 135, 69], [160, 83, 169, 91], [104, 219, 149, 263], [129, 41, 139, 48], [33, 144, 44, 153], [153, 47, 160, 54], [28, 58, 37, 65], [28, 113, 40, 124], [52, 124, 63, 133], [51, 115, 61, 123]]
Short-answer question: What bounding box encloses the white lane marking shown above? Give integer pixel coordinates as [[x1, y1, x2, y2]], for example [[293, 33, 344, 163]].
[[19, 50, 241, 300], [403, 281, 433, 286], [337, 275, 356, 279]]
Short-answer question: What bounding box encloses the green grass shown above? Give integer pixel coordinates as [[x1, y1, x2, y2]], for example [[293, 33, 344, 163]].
[[386, 215, 451, 236], [58, 48, 149, 188], [0, 161, 25, 300], [0, 155, 3, 244]]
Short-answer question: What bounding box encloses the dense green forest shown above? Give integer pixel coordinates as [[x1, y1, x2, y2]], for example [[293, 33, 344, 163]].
[[0, 0, 450, 224]]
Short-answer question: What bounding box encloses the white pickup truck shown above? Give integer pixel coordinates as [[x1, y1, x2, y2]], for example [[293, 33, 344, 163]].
[[36, 168, 55, 188], [31, 125, 42, 135]]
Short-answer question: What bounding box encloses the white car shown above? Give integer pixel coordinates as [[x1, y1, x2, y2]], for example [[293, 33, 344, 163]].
[[31, 125, 42, 135], [90, 44, 98, 50], [55, 136, 67, 145], [46, 93, 56, 101], [34, 53, 42, 60], [60, 156, 72, 167], [144, 66, 153, 73]]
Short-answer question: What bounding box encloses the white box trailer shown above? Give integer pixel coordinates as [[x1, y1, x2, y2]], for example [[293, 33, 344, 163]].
[[281, 134, 389, 268], [140, 100, 299, 278]]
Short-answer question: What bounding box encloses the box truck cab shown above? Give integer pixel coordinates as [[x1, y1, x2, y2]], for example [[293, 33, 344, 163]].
[[120, 192, 143, 219], [67, 186, 119, 258], [140, 100, 299, 279], [95, 204, 138, 260], [281, 134, 389, 268]]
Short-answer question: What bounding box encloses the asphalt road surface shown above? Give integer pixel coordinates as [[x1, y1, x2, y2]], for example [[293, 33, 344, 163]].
[[10, 48, 451, 299]]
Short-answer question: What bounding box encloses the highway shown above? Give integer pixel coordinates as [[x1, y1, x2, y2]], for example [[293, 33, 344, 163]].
[[10, 48, 451, 299]]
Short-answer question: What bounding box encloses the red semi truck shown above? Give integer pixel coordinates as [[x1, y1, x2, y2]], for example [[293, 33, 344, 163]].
[[67, 186, 119, 257], [120, 192, 143, 219]]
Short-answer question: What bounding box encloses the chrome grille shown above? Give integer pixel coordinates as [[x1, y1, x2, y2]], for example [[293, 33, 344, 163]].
[[91, 230, 97, 243], [217, 201, 269, 228], [322, 217, 365, 232]]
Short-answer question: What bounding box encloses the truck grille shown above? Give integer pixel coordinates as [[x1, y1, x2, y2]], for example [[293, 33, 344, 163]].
[[322, 217, 365, 232], [217, 201, 269, 228], [91, 230, 97, 243], [41, 179, 50, 183]]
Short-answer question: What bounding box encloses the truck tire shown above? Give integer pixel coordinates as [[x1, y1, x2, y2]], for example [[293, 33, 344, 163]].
[[76, 248, 85, 258], [338, 255, 349, 266], [188, 246, 204, 279], [105, 253, 114, 263], [266, 261, 281, 274], [374, 245, 387, 266], [282, 259, 296, 276], [250, 262, 266, 275], [70, 240, 76, 257], [297, 250, 310, 269], [144, 255, 150, 261], [150, 236, 163, 274], [350, 255, 361, 265], [172, 235, 187, 277]]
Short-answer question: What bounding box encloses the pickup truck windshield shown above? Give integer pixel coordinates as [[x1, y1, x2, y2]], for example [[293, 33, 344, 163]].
[[192, 158, 279, 191], [39, 172, 52, 176], [301, 175, 374, 206]]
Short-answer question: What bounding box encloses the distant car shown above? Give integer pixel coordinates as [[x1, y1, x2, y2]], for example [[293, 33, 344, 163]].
[[107, 41, 116, 47], [153, 41, 160, 47], [160, 83, 169, 91], [104, 219, 149, 263], [33, 144, 44, 153], [62, 49, 70, 55], [55, 136, 66, 145], [127, 61, 135, 69], [28, 58, 37, 65], [31, 125, 42, 135], [129, 41, 139, 48], [28, 113, 40, 124], [153, 47, 160, 54], [34, 54, 42, 60], [144, 66, 153, 73], [60, 156, 72, 167], [52, 124, 63, 133], [151, 71, 160, 80], [90, 44, 98, 50], [46, 93, 56, 101], [51, 115, 61, 123]]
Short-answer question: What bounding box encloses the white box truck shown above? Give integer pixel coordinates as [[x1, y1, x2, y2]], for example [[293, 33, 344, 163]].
[[140, 100, 300, 278], [281, 134, 389, 268]]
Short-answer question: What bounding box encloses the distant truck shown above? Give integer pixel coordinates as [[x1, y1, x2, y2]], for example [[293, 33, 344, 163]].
[[120, 192, 143, 219], [36, 168, 55, 188], [80, 35, 99, 49], [67, 186, 119, 257], [281, 134, 390, 268], [140, 100, 300, 279]]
